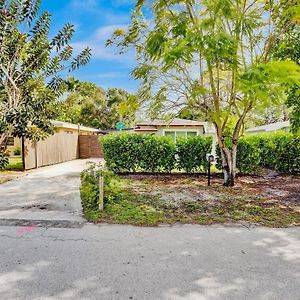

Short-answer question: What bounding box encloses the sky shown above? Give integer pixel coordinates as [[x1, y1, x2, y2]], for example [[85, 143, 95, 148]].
[[41, 0, 138, 92]]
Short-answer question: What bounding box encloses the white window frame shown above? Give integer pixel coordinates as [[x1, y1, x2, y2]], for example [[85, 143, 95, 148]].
[[163, 129, 200, 140]]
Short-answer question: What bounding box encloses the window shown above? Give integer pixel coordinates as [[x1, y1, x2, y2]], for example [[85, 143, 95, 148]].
[[165, 131, 176, 140], [164, 130, 198, 141], [187, 131, 197, 138], [64, 130, 74, 134]]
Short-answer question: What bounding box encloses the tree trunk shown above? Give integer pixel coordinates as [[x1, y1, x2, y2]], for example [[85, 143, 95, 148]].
[[219, 144, 237, 187]]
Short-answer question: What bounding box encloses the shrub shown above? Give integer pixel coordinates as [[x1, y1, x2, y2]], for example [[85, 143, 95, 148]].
[[0, 150, 9, 169], [216, 132, 300, 174], [176, 136, 212, 172], [80, 163, 101, 221], [236, 136, 261, 174], [101, 133, 177, 172], [14, 147, 21, 156], [101, 133, 213, 173], [80, 162, 123, 221]]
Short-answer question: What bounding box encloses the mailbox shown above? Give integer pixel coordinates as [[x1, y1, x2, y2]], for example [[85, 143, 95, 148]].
[[206, 154, 215, 163]]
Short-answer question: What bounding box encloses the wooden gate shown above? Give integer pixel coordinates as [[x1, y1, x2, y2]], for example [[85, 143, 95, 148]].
[[23, 132, 79, 170], [79, 135, 103, 159]]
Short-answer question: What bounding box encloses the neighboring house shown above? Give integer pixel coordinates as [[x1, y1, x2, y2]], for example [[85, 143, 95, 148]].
[[135, 118, 216, 141], [2, 120, 101, 170], [246, 121, 290, 135], [4, 120, 98, 156], [135, 118, 217, 155], [51, 120, 99, 136], [5, 137, 21, 155]]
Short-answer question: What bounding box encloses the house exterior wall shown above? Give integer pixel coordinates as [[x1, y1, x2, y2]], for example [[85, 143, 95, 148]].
[[56, 127, 96, 135]]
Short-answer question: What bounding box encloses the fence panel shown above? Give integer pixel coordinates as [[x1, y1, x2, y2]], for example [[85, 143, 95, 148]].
[[24, 132, 79, 170], [79, 135, 103, 159]]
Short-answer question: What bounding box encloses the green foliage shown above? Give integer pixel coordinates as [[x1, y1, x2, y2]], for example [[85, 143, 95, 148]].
[[0, 0, 91, 168], [0, 151, 9, 169], [216, 132, 300, 174], [176, 136, 212, 172], [80, 163, 119, 222], [57, 81, 139, 130], [110, 0, 300, 185], [102, 133, 212, 173], [13, 147, 21, 156], [101, 133, 176, 172]]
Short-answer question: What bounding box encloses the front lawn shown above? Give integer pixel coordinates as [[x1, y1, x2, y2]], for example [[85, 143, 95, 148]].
[[5, 156, 23, 171], [0, 157, 24, 184], [81, 168, 300, 227]]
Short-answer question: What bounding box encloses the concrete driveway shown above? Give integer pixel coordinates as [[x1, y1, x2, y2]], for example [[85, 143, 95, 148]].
[[0, 159, 103, 227], [0, 224, 299, 300]]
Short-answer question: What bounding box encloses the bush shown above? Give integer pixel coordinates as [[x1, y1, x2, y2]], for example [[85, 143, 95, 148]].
[[80, 163, 101, 221], [101, 133, 213, 173], [101, 133, 177, 173], [216, 132, 300, 174], [176, 136, 212, 172], [0, 150, 9, 169], [236, 136, 261, 174], [258, 133, 300, 173], [14, 147, 21, 156], [80, 162, 123, 221]]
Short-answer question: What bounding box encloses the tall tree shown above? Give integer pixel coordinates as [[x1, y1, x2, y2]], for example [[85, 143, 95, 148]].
[[0, 0, 91, 167], [57, 80, 139, 130], [271, 0, 300, 133], [109, 0, 300, 186]]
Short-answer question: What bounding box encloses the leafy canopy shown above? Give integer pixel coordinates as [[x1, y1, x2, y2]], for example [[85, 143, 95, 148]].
[[109, 0, 300, 185], [57, 79, 139, 130], [0, 0, 91, 142]]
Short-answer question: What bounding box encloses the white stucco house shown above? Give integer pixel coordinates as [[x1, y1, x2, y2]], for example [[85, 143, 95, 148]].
[[135, 118, 216, 140]]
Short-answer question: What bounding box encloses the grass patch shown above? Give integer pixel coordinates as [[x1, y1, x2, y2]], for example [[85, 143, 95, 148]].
[[80, 165, 300, 228], [4, 157, 23, 171], [97, 179, 299, 227]]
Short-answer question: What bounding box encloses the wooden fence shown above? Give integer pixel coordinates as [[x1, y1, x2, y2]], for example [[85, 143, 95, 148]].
[[23, 132, 79, 170], [78, 135, 103, 159]]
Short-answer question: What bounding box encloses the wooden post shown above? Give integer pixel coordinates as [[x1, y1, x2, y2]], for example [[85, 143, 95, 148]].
[[99, 175, 104, 210], [21, 137, 25, 171]]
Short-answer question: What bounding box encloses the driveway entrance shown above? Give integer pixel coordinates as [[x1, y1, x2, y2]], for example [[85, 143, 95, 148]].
[[0, 159, 103, 227]]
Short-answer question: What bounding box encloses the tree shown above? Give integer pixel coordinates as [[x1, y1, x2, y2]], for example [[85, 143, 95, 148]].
[[109, 0, 300, 186], [271, 0, 300, 133], [0, 0, 91, 167], [57, 79, 139, 130]]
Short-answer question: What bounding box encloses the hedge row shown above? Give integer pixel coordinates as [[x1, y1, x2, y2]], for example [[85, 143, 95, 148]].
[[217, 132, 300, 174], [101, 133, 212, 173]]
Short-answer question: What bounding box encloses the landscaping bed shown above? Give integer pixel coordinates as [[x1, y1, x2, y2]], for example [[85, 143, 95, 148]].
[[81, 166, 300, 227]]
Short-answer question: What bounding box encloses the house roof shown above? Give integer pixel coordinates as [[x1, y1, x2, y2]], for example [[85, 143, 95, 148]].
[[137, 118, 206, 127], [134, 126, 158, 132], [136, 118, 216, 134], [51, 120, 99, 133], [246, 121, 290, 133]]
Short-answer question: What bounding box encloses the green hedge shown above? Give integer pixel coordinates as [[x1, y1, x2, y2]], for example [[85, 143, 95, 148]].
[[101, 133, 212, 173], [216, 132, 300, 174], [176, 136, 212, 172]]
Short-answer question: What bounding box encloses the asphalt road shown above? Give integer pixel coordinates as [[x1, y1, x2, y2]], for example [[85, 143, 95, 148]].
[[0, 224, 299, 300]]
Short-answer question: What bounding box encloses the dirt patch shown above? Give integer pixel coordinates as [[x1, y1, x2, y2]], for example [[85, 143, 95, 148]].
[[0, 171, 26, 184], [103, 173, 300, 227]]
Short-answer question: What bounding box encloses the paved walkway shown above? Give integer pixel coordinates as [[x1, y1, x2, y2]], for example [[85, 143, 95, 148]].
[[0, 224, 299, 300], [0, 159, 103, 226]]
